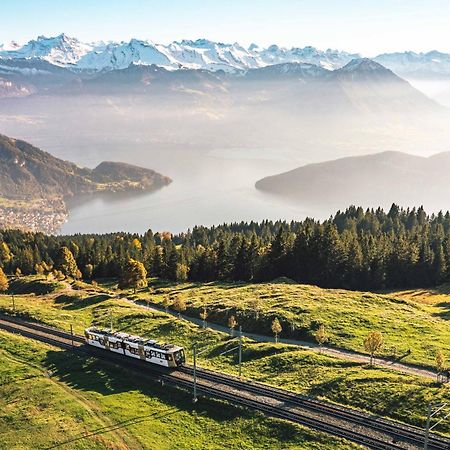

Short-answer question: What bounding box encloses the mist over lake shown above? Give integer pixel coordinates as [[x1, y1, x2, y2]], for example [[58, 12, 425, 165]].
[[61, 146, 308, 234]]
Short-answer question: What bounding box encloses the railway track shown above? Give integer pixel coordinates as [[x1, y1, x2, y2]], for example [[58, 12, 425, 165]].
[[1, 315, 449, 450], [180, 365, 450, 450]]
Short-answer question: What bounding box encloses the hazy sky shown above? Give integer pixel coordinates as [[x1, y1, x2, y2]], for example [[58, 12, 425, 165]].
[[2, 0, 450, 55]]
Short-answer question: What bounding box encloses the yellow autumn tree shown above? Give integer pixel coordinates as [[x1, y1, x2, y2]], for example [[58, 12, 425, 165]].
[[271, 318, 282, 343], [364, 331, 383, 366]]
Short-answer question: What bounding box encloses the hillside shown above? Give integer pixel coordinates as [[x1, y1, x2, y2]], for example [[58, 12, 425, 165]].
[[0, 276, 448, 437], [1, 331, 352, 449], [0, 133, 171, 199], [255, 150, 450, 211], [0, 134, 171, 233]]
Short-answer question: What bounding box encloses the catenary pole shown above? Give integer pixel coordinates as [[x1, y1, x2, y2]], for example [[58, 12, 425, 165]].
[[424, 403, 432, 450], [193, 342, 198, 403], [238, 326, 242, 378]]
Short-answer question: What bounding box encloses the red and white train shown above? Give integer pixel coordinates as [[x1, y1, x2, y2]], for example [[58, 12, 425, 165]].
[[84, 327, 186, 368]]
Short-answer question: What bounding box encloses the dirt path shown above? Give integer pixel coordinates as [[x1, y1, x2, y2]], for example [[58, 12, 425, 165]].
[[129, 299, 437, 380]]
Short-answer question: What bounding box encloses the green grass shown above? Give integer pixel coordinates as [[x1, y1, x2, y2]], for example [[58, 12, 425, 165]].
[[127, 279, 450, 369], [0, 279, 449, 437], [0, 331, 357, 450], [8, 275, 66, 295]]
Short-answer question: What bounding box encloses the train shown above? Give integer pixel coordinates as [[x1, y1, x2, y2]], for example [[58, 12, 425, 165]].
[[84, 327, 186, 368]]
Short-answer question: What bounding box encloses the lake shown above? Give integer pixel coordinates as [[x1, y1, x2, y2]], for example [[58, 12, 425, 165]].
[[60, 146, 311, 235]]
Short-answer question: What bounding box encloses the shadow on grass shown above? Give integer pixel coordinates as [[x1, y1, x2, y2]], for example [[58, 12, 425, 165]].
[[434, 302, 450, 320], [54, 294, 114, 310], [41, 348, 326, 447], [43, 348, 249, 422], [45, 407, 179, 449]]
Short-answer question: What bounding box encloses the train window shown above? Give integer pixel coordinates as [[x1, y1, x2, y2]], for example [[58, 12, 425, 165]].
[[99, 338, 104, 345], [151, 351, 156, 358]]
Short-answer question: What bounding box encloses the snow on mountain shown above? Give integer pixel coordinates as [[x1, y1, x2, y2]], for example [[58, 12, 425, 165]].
[[0, 41, 20, 52], [256, 45, 358, 71], [3, 34, 450, 78], [167, 39, 262, 71], [0, 34, 360, 73], [374, 51, 450, 77], [0, 33, 101, 66], [75, 39, 174, 71]]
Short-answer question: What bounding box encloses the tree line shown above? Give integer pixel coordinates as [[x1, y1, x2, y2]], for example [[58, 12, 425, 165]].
[[2, 204, 450, 290]]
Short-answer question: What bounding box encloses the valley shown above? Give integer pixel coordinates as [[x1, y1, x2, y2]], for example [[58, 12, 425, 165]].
[[2, 21, 450, 449], [1, 49, 449, 233]]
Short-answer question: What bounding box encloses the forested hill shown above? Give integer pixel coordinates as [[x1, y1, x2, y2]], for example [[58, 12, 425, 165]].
[[255, 150, 450, 211], [0, 134, 171, 199], [2, 204, 450, 291]]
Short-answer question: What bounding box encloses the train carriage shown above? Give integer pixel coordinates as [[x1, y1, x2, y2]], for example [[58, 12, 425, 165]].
[[84, 327, 185, 368]]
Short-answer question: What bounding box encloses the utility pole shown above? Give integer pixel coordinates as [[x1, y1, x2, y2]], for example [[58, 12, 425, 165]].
[[238, 326, 242, 378], [70, 324, 74, 350]]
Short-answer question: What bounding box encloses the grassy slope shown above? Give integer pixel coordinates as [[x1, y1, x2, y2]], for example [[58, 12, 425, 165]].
[[0, 331, 354, 450], [129, 279, 450, 369], [0, 278, 449, 436]]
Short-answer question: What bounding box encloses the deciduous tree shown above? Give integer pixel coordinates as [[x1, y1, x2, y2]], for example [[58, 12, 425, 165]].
[[315, 324, 328, 353], [364, 331, 384, 366], [172, 297, 186, 318], [119, 258, 147, 293], [435, 349, 446, 382], [228, 315, 237, 336], [271, 317, 282, 343], [55, 246, 79, 279], [200, 307, 208, 329], [0, 267, 8, 292]]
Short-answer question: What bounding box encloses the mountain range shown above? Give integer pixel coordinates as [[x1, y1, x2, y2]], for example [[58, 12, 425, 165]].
[[255, 151, 450, 212], [0, 55, 439, 116], [1, 34, 450, 78]]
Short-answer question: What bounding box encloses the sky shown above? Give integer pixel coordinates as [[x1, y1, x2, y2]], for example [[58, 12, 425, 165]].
[[2, 0, 450, 55]]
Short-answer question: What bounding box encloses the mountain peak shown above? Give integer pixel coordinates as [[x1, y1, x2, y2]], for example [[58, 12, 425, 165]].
[[340, 58, 388, 72], [4, 34, 450, 77]]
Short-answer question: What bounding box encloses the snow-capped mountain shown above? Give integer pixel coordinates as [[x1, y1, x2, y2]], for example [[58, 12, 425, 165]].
[[0, 41, 20, 52], [374, 51, 450, 77], [255, 45, 359, 71], [0, 34, 106, 67], [2, 34, 450, 78], [0, 34, 358, 73]]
